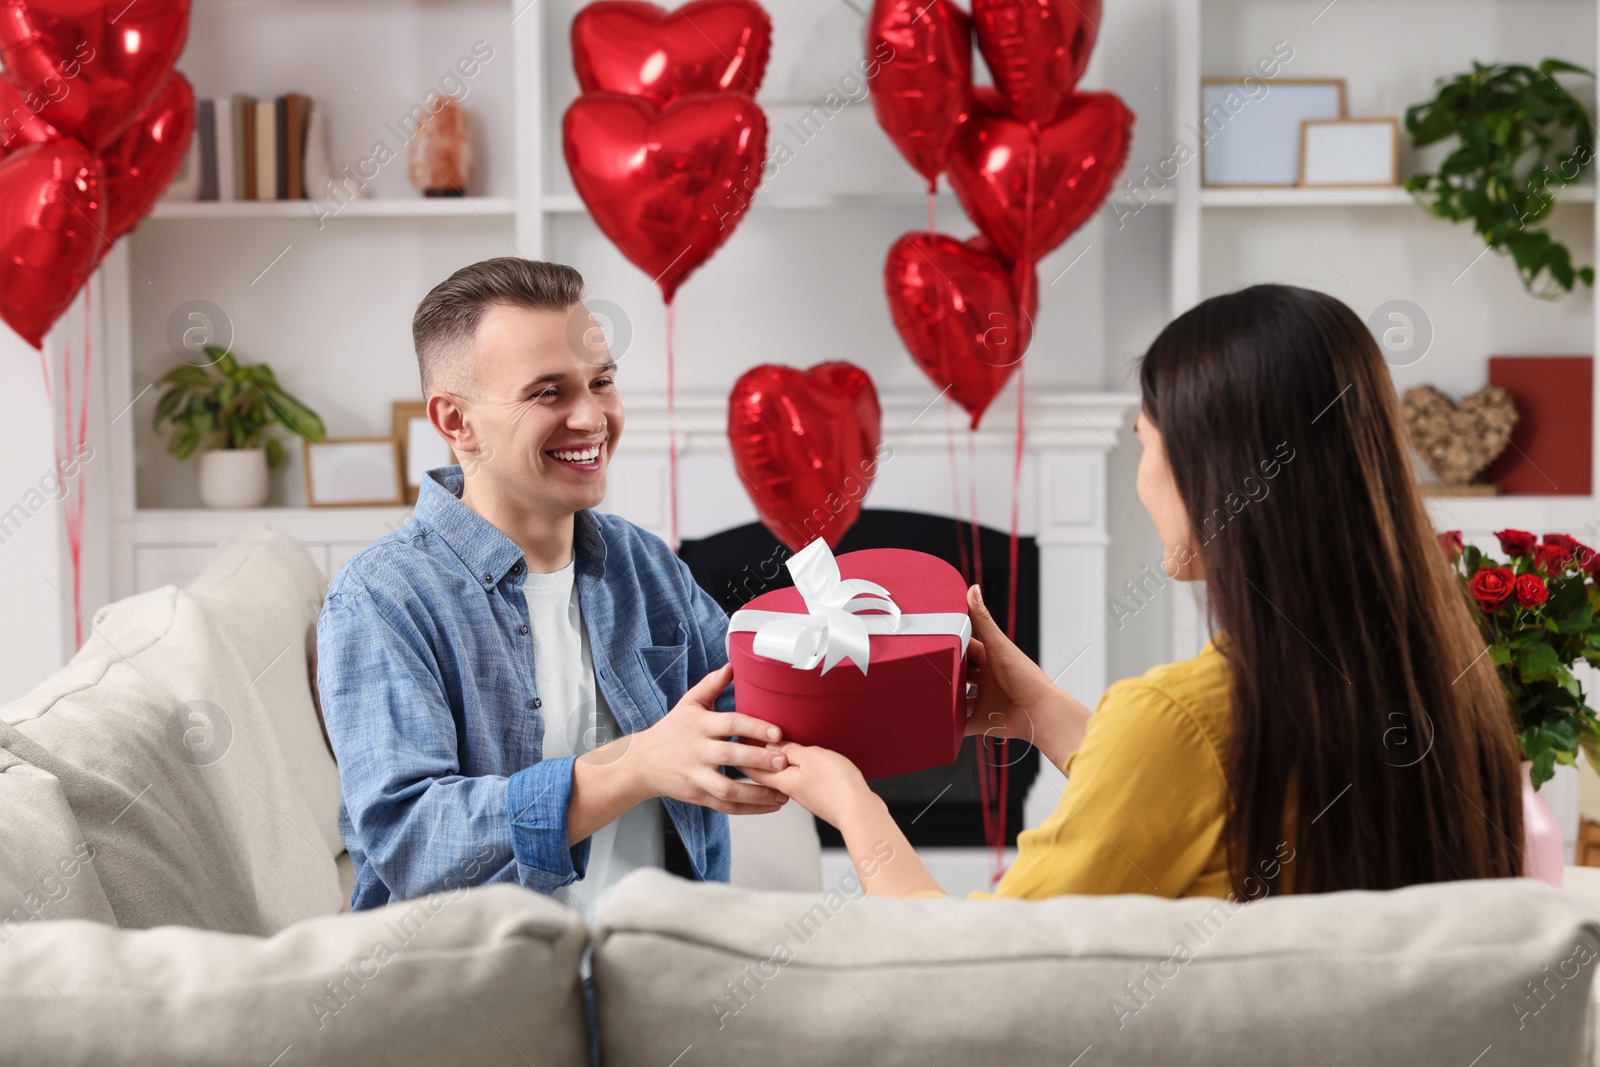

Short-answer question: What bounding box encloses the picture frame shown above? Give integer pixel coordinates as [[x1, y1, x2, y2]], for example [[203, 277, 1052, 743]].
[[303, 437, 405, 508], [392, 400, 457, 505], [1200, 77, 1347, 187], [1299, 117, 1400, 187]]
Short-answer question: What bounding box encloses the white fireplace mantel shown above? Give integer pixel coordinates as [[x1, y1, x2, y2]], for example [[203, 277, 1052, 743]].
[[603, 387, 1141, 832], [114, 385, 1141, 837]]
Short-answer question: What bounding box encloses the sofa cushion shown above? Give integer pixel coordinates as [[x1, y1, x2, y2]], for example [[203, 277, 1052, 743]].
[[0, 574, 342, 933], [593, 869, 1600, 1067], [184, 526, 342, 858], [0, 749, 116, 932], [0, 883, 591, 1067]]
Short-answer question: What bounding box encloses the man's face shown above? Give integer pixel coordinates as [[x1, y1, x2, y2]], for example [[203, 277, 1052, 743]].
[[457, 302, 623, 518]]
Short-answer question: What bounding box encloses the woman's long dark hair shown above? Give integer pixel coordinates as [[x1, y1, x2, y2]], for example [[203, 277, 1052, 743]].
[[1139, 284, 1523, 896]]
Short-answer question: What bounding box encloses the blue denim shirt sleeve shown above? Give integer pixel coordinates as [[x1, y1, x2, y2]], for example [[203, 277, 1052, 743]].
[[318, 582, 590, 897]]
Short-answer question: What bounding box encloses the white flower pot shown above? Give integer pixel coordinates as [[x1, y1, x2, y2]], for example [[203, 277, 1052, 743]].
[[198, 448, 269, 509]]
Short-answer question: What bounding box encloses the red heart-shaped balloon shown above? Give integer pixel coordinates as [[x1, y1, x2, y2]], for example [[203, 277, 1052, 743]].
[[728, 362, 882, 552], [0, 68, 56, 154], [947, 86, 1132, 265], [0, 137, 103, 348], [0, 0, 191, 151], [971, 0, 1102, 128], [95, 70, 192, 263], [564, 91, 767, 302], [885, 232, 1036, 430], [866, 0, 972, 188], [572, 0, 771, 108]]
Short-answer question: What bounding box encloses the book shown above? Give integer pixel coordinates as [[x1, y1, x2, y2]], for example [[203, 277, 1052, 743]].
[[285, 92, 310, 199], [196, 98, 217, 200], [214, 98, 234, 202], [240, 96, 256, 200], [254, 97, 276, 200], [274, 95, 288, 199], [228, 94, 249, 201]]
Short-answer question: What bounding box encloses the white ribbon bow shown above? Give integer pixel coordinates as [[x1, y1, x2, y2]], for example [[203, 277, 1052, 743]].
[[726, 539, 972, 676]]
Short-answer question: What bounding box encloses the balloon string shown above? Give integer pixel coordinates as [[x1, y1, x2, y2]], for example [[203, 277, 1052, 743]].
[[965, 428, 981, 591], [926, 181, 936, 235], [666, 297, 679, 552], [70, 285, 90, 649], [944, 399, 969, 584], [981, 136, 1041, 885]]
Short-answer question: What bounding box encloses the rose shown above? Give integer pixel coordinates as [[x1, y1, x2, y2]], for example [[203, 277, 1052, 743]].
[[1545, 533, 1599, 574], [1439, 530, 1464, 560], [1495, 529, 1538, 556], [1535, 543, 1574, 574], [1515, 573, 1550, 608], [1469, 566, 1515, 611]]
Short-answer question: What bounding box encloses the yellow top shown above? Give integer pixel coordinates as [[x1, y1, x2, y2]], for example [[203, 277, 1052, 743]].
[[965, 638, 1246, 901]]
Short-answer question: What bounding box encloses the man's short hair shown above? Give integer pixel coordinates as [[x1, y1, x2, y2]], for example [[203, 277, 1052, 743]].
[[412, 257, 585, 398]]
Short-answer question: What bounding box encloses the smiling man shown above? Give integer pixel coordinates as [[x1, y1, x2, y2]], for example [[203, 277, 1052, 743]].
[[316, 257, 790, 927]]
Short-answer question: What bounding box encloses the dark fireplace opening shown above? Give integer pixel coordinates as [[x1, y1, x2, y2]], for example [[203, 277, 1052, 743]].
[[680, 509, 1040, 848]]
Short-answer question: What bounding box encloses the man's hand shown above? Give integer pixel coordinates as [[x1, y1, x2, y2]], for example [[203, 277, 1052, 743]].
[[627, 663, 791, 814], [567, 663, 789, 843]]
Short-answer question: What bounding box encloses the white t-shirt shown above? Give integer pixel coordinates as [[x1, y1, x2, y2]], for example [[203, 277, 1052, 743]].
[[524, 560, 665, 929]]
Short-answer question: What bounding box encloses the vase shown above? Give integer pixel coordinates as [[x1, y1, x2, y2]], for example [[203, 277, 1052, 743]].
[[198, 448, 268, 509], [1522, 760, 1565, 888]]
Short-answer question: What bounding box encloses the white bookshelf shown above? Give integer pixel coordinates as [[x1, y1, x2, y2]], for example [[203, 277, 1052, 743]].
[[149, 197, 516, 219], [1165, 0, 1600, 659]]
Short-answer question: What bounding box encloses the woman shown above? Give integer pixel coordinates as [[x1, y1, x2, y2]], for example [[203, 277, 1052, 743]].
[[749, 284, 1524, 901]]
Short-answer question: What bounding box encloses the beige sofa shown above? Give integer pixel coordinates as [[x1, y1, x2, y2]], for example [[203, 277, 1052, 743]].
[[1, 527, 1597, 1066]]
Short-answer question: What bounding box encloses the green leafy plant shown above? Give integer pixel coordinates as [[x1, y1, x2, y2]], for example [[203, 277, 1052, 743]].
[[152, 346, 326, 468], [1441, 528, 1600, 788], [1405, 59, 1596, 298]]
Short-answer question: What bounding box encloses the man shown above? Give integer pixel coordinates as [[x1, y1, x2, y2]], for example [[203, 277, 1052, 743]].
[[316, 257, 790, 925]]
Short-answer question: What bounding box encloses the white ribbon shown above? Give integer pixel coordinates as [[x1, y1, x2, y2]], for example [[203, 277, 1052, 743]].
[[726, 539, 972, 676]]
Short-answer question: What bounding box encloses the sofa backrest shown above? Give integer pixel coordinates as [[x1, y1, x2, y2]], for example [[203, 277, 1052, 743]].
[[594, 869, 1600, 1067], [0, 527, 343, 934]]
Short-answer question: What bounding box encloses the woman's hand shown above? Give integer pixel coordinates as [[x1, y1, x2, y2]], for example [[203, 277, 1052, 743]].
[[745, 742, 882, 829], [964, 584, 1091, 767]]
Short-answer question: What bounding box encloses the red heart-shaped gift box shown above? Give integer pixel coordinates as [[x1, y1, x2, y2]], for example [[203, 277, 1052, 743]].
[[726, 545, 970, 779]]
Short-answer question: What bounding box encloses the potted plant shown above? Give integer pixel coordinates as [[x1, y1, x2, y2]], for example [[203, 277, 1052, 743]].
[[1441, 528, 1600, 884], [152, 346, 327, 508], [1405, 59, 1595, 298]]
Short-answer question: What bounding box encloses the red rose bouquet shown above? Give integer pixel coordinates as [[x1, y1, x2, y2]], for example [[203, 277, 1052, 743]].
[[1443, 528, 1600, 788]]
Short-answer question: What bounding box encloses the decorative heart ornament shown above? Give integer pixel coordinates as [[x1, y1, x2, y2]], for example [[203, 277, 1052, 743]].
[[571, 0, 771, 107], [1401, 384, 1520, 489], [562, 91, 767, 302], [727, 362, 882, 552], [884, 232, 1036, 429], [946, 87, 1133, 265]]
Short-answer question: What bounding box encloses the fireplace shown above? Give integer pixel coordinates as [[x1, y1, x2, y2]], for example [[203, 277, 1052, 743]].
[[680, 508, 1041, 847], [599, 387, 1136, 838]]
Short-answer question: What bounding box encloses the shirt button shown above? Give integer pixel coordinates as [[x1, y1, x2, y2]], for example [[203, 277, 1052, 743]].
[[512, 561, 523, 574], [518, 624, 529, 635], [482, 573, 493, 584], [532, 697, 543, 709]]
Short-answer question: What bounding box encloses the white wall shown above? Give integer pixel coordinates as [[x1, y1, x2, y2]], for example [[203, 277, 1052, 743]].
[[0, 315, 67, 701]]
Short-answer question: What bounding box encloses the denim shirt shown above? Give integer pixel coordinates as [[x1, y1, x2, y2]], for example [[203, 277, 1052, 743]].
[[316, 464, 734, 910]]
